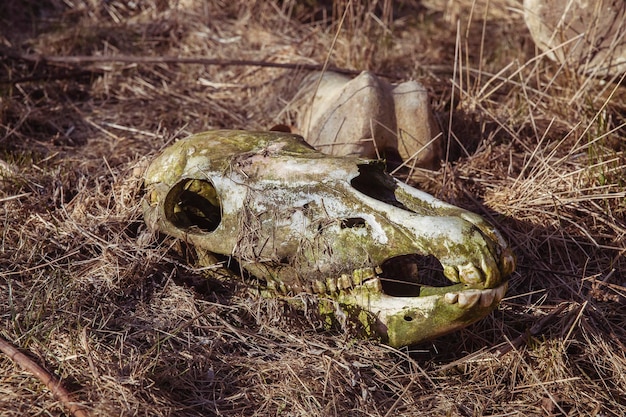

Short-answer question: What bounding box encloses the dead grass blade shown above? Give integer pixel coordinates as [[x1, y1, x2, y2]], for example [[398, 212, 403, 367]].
[[1, 50, 369, 77], [1, 0, 625, 415]]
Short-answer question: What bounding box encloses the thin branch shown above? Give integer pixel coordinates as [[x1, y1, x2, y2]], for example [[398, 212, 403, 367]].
[[0, 335, 92, 417], [495, 303, 569, 357], [0, 70, 101, 84], [1, 49, 367, 76]]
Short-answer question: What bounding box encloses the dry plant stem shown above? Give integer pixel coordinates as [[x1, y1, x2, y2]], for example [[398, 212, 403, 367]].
[[1, 50, 372, 77], [306, 0, 351, 136], [1, 0, 625, 414], [0, 70, 102, 84], [0, 335, 91, 417], [496, 303, 569, 357]]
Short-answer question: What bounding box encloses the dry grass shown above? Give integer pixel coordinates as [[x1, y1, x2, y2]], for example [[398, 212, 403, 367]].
[[1, 0, 625, 416]]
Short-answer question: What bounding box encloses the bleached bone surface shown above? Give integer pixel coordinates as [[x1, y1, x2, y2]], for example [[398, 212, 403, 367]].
[[143, 130, 515, 346], [296, 71, 441, 170]]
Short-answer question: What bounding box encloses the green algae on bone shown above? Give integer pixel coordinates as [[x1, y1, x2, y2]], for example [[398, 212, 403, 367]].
[[143, 130, 515, 347]]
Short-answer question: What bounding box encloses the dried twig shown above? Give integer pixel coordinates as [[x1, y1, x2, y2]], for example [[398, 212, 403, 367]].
[[495, 303, 570, 357], [0, 335, 91, 417], [1, 49, 368, 76], [0, 70, 101, 84]]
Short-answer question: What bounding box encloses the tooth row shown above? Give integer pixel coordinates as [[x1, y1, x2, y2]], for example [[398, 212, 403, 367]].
[[443, 285, 506, 308], [268, 267, 379, 296], [312, 267, 377, 294]]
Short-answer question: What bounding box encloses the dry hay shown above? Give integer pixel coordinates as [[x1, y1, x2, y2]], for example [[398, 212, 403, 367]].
[[1, 0, 625, 416]]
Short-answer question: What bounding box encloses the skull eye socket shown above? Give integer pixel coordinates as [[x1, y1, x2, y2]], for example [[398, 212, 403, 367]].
[[164, 179, 221, 233]]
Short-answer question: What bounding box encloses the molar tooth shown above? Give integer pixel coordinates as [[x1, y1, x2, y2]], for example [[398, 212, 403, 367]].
[[338, 274, 352, 290], [364, 277, 383, 292], [458, 290, 480, 308], [480, 289, 495, 307], [353, 267, 375, 285], [326, 278, 338, 293], [313, 280, 326, 294], [444, 292, 459, 304]]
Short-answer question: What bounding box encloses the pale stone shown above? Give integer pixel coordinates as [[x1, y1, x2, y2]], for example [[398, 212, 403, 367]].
[[524, 0, 626, 77], [296, 71, 442, 170], [391, 81, 442, 169]]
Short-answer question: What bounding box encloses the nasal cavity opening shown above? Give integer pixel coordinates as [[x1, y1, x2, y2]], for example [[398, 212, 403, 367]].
[[379, 254, 447, 297], [164, 179, 221, 233], [340, 217, 367, 229], [350, 163, 412, 211]]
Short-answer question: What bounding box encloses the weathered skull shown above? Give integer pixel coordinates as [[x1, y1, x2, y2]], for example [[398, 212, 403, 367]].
[[143, 130, 515, 347]]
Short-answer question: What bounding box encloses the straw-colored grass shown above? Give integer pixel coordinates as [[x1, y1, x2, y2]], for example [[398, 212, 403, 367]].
[[1, 0, 624, 416]]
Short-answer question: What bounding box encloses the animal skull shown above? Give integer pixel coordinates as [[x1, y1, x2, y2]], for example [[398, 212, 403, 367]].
[[143, 130, 515, 347]]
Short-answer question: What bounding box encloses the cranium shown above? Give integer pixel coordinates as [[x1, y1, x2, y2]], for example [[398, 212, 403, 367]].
[[143, 130, 515, 347]]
